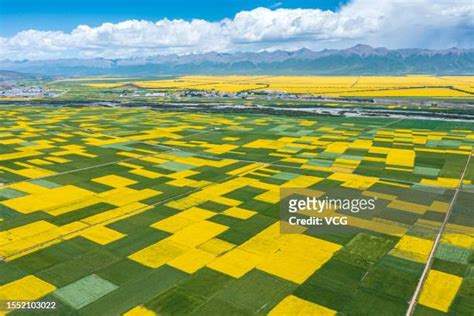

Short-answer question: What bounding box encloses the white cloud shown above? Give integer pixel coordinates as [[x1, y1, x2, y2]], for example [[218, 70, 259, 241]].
[[1, 0, 473, 60]]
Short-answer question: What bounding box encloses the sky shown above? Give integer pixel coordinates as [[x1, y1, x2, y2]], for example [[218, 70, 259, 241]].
[[0, 0, 473, 60], [0, 0, 348, 36]]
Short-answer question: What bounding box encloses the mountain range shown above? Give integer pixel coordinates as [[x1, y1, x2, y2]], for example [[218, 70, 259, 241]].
[[1, 45, 473, 77]]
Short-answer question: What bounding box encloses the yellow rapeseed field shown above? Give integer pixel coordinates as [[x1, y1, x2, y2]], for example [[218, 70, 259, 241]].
[[84, 75, 474, 97], [419, 270, 463, 312], [269, 295, 337, 315]]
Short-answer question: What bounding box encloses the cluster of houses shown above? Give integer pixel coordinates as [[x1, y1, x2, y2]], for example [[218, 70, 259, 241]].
[[0, 83, 56, 98], [118, 87, 326, 101]]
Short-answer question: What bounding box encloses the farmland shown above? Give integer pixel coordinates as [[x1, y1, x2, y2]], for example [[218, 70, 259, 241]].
[[82, 75, 474, 98], [0, 103, 472, 315]]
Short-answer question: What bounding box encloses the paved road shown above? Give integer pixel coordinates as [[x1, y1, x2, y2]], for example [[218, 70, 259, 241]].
[[406, 149, 472, 315]]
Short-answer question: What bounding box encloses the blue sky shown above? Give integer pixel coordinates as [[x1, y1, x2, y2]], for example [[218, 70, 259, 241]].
[[0, 0, 348, 36], [1, 0, 472, 60]]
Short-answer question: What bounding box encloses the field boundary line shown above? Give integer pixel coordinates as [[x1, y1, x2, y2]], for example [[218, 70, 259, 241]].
[[1, 162, 266, 261], [63, 119, 474, 193], [0, 121, 222, 187], [3, 151, 164, 187], [406, 149, 472, 315]]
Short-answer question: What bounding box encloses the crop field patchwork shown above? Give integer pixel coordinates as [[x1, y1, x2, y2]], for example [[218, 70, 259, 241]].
[[83, 75, 474, 98], [0, 106, 473, 315]]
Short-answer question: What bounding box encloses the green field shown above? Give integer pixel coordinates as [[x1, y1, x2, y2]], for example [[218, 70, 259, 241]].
[[0, 105, 472, 315]]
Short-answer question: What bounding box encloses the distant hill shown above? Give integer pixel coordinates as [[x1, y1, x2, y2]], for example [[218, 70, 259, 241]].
[[0, 70, 53, 81], [1, 45, 473, 77]]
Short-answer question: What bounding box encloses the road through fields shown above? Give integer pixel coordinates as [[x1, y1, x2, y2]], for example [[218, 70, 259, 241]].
[[406, 149, 473, 315]]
